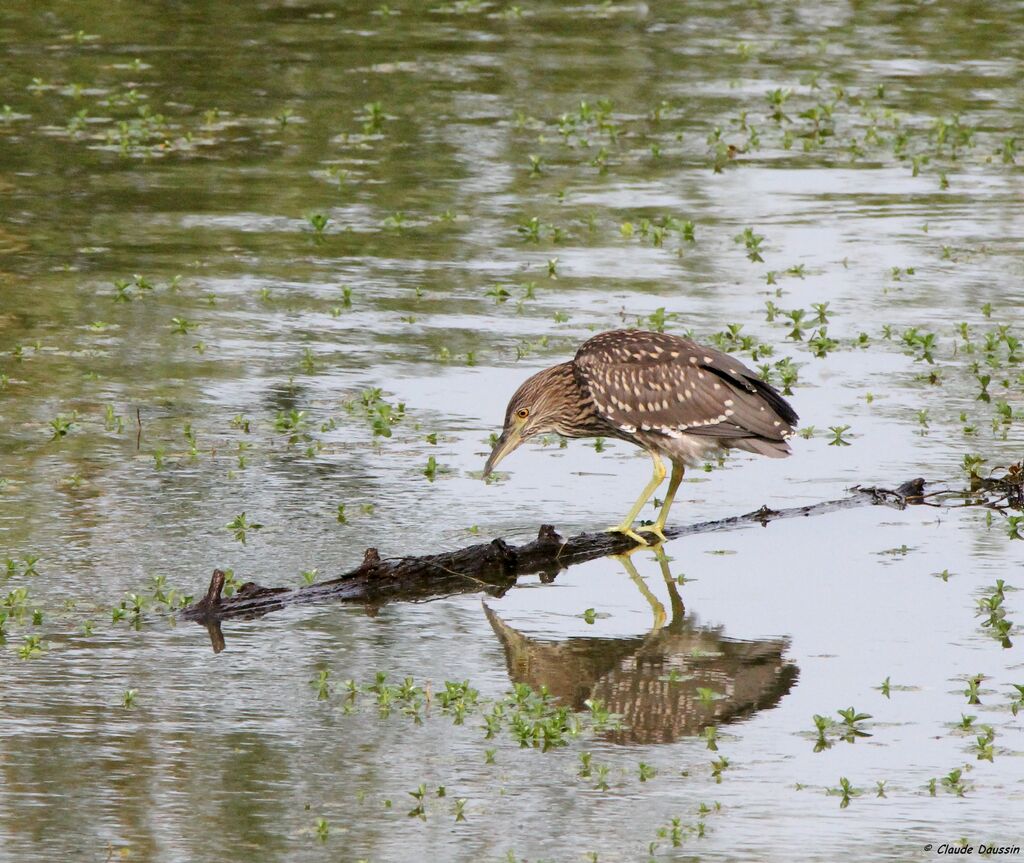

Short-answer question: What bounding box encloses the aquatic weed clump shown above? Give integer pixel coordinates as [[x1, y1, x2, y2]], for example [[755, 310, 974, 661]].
[[329, 672, 623, 752]]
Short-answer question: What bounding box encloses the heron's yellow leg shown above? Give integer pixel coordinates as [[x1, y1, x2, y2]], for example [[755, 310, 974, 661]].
[[639, 461, 684, 540], [606, 451, 666, 546], [614, 549, 667, 630]]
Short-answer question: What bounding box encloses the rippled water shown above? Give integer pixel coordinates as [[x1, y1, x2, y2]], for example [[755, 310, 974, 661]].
[[2, 2, 1023, 861]]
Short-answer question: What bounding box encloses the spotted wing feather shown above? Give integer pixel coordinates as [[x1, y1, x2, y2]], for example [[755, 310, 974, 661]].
[[573, 330, 797, 448]]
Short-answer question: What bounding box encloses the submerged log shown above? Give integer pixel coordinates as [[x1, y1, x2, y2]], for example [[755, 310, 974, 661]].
[[181, 477, 933, 632]]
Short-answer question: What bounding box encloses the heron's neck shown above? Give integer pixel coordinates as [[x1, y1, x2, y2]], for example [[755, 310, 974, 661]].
[[547, 362, 609, 438]]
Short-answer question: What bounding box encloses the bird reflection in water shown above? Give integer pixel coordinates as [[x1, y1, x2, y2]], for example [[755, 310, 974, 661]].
[[484, 548, 798, 745]]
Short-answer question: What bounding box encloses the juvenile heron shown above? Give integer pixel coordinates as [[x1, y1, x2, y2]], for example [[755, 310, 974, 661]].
[[483, 329, 798, 544]]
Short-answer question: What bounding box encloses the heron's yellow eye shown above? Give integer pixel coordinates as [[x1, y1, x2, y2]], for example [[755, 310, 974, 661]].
[[515, 407, 530, 420]]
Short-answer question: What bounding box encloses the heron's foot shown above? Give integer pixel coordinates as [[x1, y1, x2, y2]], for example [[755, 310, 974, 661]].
[[636, 523, 667, 543], [604, 524, 649, 546]]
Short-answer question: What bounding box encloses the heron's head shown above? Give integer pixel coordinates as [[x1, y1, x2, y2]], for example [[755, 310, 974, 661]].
[[483, 362, 577, 478]]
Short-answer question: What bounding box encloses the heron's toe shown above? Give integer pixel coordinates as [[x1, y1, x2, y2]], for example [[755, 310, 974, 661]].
[[604, 525, 649, 546], [637, 524, 667, 542]]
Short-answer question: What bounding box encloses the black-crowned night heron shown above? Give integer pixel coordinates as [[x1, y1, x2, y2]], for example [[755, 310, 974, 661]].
[[483, 329, 799, 544]]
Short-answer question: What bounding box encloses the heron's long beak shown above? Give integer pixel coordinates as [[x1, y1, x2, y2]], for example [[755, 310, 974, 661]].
[[482, 426, 523, 478]]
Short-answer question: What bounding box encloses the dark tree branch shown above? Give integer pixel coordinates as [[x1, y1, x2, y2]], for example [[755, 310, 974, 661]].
[[180, 478, 937, 631]]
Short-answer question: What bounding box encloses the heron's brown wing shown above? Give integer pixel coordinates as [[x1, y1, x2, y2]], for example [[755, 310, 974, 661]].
[[573, 330, 797, 442]]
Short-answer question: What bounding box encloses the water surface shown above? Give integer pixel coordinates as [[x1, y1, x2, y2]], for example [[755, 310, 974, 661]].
[[1, 2, 1023, 861]]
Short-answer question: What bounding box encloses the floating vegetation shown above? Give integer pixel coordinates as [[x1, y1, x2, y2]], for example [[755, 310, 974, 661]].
[[327, 674, 622, 753], [976, 580, 1014, 648], [810, 707, 872, 752], [343, 388, 406, 438], [826, 776, 861, 809], [733, 226, 766, 263], [225, 512, 263, 544]]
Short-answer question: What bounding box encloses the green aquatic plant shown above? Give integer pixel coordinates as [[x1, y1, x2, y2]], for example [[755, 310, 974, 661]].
[[902, 327, 937, 363], [361, 101, 384, 134], [696, 687, 719, 707], [710, 756, 729, 783], [307, 213, 329, 236], [49, 414, 76, 440], [312, 669, 331, 700], [941, 768, 967, 797], [977, 579, 1013, 646], [485, 285, 511, 304], [346, 389, 405, 438], [828, 425, 852, 446], [642, 307, 679, 333], [827, 776, 859, 808], [325, 164, 350, 185], [1008, 685, 1024, 716], [784, 308, 806, 341], [170, 317, 198, 335], [733, 226, 765, 262], [1008, 516, 1024, 541], [104, 404, 124, 433], [808, 328, 839, 358], [837, 707, 871, 737], [275, 409, 308, 438], [314, 817, 328, 841], [811, 706, 871, 749], [182, 423, 198, 457], [19, 634, 44, 659], [964, 674, 984, 705], [769, 357, 799, 395], [226, 512, 263, 544], [974, 726, 995, 762], [703, 726, 718, 750], [407, 783, 427, 820], [962, 453, 986, 481], [517, 216, 543, 242]]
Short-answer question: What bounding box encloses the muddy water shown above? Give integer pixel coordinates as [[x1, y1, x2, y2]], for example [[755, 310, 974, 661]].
[[1, 2, 1023, 861]]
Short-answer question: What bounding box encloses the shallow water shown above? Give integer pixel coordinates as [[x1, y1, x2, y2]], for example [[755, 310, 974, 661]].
[[1, 1, 1023, 861]]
